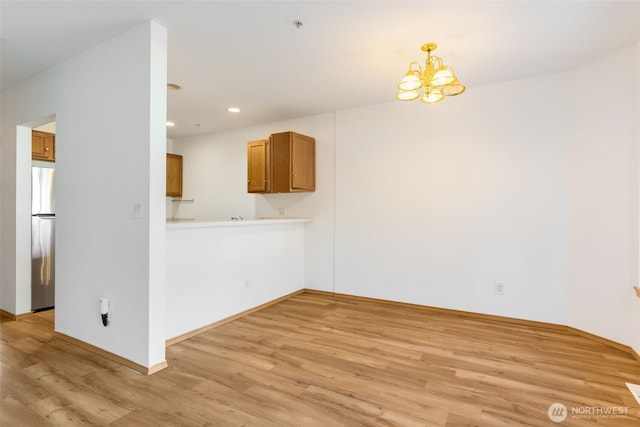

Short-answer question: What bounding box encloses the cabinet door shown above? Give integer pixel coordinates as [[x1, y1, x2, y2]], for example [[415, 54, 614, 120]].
[[247, 139, 270, 193], [32, 130, 55, 161], [291, 133, 315, 191], [166, 153, 183, 197]]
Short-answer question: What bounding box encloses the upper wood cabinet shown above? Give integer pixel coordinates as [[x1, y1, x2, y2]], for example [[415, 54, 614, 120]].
[[247, 139, 271, 193], [32, 130, 55, 162], [166, 153, 183, 197], [247, 131, 315, 194]]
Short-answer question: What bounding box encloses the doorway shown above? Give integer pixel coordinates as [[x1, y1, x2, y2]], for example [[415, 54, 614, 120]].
[[31, 121, 56, 314]]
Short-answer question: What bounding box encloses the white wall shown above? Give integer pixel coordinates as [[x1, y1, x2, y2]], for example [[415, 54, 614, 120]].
[[0, 22, 167, 368], [166, 221, 306, 339], [167, 130, 257, 222], [335, 75, 570, 324], [567, 44, 640, 352]]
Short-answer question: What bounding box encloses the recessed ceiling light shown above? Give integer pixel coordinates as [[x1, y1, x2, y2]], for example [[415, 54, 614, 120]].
[[228, 107, 240, 113], [167, 83, 181, 90], [166, 121, 175, 127]]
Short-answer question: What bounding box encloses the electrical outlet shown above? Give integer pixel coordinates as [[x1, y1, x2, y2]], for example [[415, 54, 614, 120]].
[[494, 281, 505, 295], [100, 298, 110, 327]]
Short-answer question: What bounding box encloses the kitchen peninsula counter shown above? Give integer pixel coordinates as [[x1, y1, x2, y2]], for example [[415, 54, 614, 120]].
[[166, 217, 312, 229]]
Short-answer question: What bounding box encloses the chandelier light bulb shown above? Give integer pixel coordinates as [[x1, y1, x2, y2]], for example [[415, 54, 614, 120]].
[[398, 70, 421, 91], [421, 87, 444, 104], [442, 81, 466, 96], [397, 90, 420, 101], [431, 66, 456, 87]]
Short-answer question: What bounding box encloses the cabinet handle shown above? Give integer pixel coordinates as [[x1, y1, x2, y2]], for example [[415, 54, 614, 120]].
[[45, 148, 49, 151]]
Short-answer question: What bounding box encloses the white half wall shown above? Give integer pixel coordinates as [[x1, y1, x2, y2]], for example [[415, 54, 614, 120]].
[[0, 22, 167, 368], [166, 221, 306, 339]]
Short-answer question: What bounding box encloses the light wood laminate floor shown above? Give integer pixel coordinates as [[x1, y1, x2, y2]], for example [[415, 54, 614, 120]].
[[1, 292, 639, 426]]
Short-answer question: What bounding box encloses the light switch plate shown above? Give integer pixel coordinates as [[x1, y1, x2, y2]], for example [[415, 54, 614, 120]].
[[132, 203, 143, 219]]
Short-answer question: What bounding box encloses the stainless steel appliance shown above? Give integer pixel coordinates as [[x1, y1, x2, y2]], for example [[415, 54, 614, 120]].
[[31, 166, 55, 311]]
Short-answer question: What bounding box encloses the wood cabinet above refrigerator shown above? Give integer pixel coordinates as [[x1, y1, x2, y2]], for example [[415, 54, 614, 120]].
[[32, 130, 55, 162]]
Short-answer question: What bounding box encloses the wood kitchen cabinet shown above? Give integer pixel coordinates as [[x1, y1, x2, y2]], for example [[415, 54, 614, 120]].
[[166, 153, 183, 197], [247, 139, 271, 193], [247, 131, 315, 193], [32, 130, 55, 162]]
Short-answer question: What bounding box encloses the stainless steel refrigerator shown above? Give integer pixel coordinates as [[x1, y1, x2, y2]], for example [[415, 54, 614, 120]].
[[32, 166, 55, 311]]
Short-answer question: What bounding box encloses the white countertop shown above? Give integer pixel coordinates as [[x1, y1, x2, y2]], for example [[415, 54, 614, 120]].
[[166, 217, 312, 229]]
